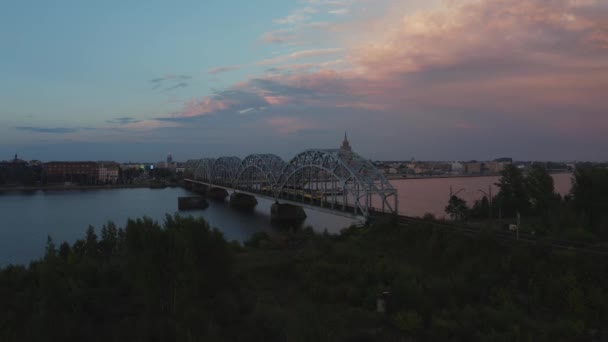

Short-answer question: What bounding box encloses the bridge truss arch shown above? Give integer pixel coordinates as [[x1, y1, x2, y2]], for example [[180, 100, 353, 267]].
[[233, 154, 287, 197], [193, 158, 215, 181], [185, 149, 398, 218], [277, 149, 397, 217], [210, 157, 241, 187]]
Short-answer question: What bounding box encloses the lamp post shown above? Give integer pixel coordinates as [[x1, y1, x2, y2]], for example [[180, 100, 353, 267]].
[[449, 185, 465, 198]]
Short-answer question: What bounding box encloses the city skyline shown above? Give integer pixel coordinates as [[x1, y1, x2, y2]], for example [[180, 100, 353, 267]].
[[1, 0, 607, 161]]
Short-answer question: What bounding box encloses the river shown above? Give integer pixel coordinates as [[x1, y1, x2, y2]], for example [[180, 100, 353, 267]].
[[0, 173, 572, 266]]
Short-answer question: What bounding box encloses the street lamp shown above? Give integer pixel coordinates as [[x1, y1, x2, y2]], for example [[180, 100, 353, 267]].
[[449, 186, 465, 198]]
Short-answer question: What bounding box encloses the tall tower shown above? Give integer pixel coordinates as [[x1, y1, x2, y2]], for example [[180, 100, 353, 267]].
[[340, 131, 352, 152], [166, 153, 173, 167]]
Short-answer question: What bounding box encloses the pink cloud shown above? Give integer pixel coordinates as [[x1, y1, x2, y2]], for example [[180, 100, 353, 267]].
[[257, 48, 343, 65], [266, 117, 318, 135], [263, 95, 290, 106], [169, 0, 608, 141], [121, 120, 182, 131], [181, 98, 231, 117]]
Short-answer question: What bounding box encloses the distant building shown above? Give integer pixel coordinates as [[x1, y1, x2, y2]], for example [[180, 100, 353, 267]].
[[465, 162, 483, 175], [0, 154, 37, 184], [387, 167, 398, 174], [432, 163, 452, 173], [98, 162, 120, 184], [451, 162, 464, 174], [340, 132, 352, 152], [44, 161, 99, 184], [166, 153, 174, 168]]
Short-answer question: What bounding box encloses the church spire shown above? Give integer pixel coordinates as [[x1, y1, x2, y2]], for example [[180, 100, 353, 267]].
[[340, 131, 352, 152]]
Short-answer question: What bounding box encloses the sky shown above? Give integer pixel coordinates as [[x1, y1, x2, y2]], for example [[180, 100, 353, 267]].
[[1, 0, 607, 162]]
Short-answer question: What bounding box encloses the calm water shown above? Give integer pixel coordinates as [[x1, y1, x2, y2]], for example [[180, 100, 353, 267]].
[[0, 173, 572, 266], [393, 173, 573, 218], [0, 188, 356, 266]]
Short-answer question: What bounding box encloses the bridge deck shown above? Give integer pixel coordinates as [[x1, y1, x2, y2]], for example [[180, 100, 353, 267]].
[[183, 179, 384, 220]]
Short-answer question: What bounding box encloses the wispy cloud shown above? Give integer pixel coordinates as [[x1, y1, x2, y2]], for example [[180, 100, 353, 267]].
[[164, 82, 188, 91], [15, 126, 78, 134], [328, 8, 349, 15], [106, 117, 140, 125], [118, 119, 182, 131], [266, 116, 319, 135], [257, 48, 343, 65], [238, 107, 255, 114], [207, 65, 242, 75], [274, 7, 318, 25], [149, 74, 192, 90]]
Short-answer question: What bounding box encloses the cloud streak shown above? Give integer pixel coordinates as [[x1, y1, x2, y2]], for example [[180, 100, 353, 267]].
[[208, 65, 242, 74], [106, 117, 140, 125], [149, 74, 192, 91], [15, 126, 78, 134], [257, 48, 343, 65]]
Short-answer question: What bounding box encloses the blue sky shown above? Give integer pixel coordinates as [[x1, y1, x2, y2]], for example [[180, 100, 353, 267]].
[[1, 0, 607, 162]]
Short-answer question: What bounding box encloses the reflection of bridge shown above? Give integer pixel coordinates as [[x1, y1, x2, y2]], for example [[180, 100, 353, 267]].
[[184, 149, 398, 220]]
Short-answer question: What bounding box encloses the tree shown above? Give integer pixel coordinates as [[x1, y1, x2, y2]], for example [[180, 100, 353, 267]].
[[525, 165, 559, 216], [570, 166, 608, 235], [470, 196, 490, 219], [44, 236, 56, 260], [84, 225, 98, 258], [58, 242, 71, 261], [445, 195, 469, 221], [495, 165, 530, 217]]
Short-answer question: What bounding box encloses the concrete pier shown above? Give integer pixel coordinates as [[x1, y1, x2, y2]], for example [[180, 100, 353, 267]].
[[229, 192, 258, 211], [207, 187, 229, 201], [190, 183, 208, 195], [271, 202, 307, 223], [178, 196, 209, 210]]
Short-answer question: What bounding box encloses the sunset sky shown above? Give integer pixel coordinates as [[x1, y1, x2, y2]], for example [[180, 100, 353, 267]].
[[1, 0, 607, 162]]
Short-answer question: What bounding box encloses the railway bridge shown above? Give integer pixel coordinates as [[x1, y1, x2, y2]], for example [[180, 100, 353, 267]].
[[183, 149, 398, 221]]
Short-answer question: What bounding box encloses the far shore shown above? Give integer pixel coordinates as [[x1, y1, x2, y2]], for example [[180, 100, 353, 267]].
[[0, 183, 178, 193], [386, 171, 573, 181]]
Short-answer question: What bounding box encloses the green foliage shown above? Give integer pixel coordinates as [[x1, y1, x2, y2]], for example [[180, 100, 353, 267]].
[[570, 166, 608, 236], [2, 215, 608, 341], [445, 195, 469, 221], [0, 214, 235, 341], [244, 231, 271, 248], [495, 164, 530, 217], [422, 212, 436, 221], [526, 165, 555, 210], [471, 196, 491, 219]]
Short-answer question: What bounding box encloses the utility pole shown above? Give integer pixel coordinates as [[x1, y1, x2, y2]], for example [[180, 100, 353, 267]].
[[516, 212, 521, 240], [488, 185, 493, 220], [477, 185, 493, 221]]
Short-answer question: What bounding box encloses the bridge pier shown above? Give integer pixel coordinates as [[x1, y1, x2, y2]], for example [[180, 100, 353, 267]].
[[208, 187, 229, 201], [229, 192, 258, 211], [271, 202, 307, 223], [178, 196, 209, 210], [189, 183, 208, 195]]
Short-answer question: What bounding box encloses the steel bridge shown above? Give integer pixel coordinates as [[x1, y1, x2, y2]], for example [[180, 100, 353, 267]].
[[183, 149, 398, 219]]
